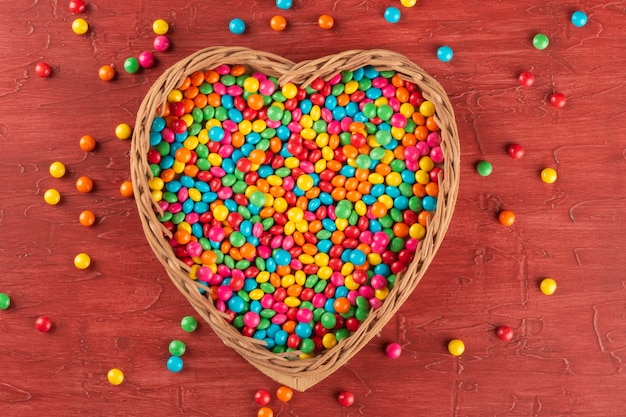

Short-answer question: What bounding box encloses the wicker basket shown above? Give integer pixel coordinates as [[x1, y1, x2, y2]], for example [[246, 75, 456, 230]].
[[130, 46, 460, 391]]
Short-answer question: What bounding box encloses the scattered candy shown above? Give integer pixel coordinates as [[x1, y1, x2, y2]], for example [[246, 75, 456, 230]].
[[384, 7, 401, 24], [0, 293, 11, 310], [147, 64, 443, 356], [79, 210, 96, 227], [115, 123, 132, 140], [276, 0, 292, 9], [337, 390, 355, 407], [49, 161, 66, 178], [385, 342, 402, 359], [257, 407, 274, 417], [400, 0, 417, 7], [168, 340, 186, 356], [448, 339, 465, 356], [318, 14, 334, 29], [436, 46, 454, 63], [124, 57, 140, 74], [507, 143, 524, 159], [79, 134, 97, 151], [497, 325, 514, 341], [98, 65, 115, 81], [549, 92, 566, 108], [72, 18, 89, 35], [35, 62, 52, 78], [540, 167, 557, 184], [138, 51, 155, 69], [518, 71, 534, 87], [120, 181, 134, 197], [69, 0, 86, 14], [540, 277, 557, 295], [532, 33, 549, 50], [476, 160, 493, 176], [254, 389, 271, 406], [44, 189, 61, 205], [76, 176, 94, 193], [229, 18, 246, 35], [181, 315, 198, 332], [270, 15, 287, 31], [74, 252, 92, 269], [107, 368, 124, 385], [153, 19, 169, 35], [35, 316, 52, 332], [166, 355, 184, 372], [276, 386, 293, 402], [498, 210, 515, 227], [571, 11, 588, 27], [153, 35, 171, 52]]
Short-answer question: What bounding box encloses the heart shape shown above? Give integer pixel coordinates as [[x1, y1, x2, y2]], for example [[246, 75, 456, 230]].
[[131, 47, 459, 391]]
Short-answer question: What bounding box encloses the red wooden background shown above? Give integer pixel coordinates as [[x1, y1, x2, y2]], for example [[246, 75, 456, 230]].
[[1, 1, 625, 416]]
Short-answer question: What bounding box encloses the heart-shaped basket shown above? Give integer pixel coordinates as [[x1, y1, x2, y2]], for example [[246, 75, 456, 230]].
[[130, 46, 460, 391]]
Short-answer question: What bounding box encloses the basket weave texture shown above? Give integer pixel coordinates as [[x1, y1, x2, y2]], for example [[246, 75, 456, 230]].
[[130, 46, 460, 391]]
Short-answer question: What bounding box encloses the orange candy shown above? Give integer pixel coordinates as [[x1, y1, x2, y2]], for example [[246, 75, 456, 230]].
[[75, 176, 93, 193], [270, 15, 287, 31], [499, 210, 516, 227], [333, 297, 351, 314], [79, 135, 96, 151], [120, 181, 133, 197], [318, 14, 334, 29], [371, 202, 387, 218], [247, 94, 265, 111], [276, 386, 294, 403], [79, 210, 96, 227], [98, 65, 115, 81]]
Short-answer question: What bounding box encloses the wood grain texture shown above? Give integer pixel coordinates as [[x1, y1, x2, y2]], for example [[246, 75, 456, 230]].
[[1, 1, 625, 416]]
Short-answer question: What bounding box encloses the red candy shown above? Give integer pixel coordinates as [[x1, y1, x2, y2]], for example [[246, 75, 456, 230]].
[[337, 391, 355, 407], [254, 389, 271, 406], [550, 92, 566, 108], [497, 326, 514, 341], [36, 316, 52, 332], [518, 71, 534, 87], [507, 143, 524, 159], [35, 62, 52, 78], [69, 0, 86, 13]]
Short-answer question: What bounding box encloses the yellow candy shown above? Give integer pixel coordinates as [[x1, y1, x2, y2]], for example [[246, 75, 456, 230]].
[[284, 157, 300, 169], [115, 123, 132, 140], [401, 0, 417, 6], [318, 266, 332, 280], [386, 172, 402, 187], [205, 119, 221, 129], [322, 333, 337, 349], [296, 175, 313, 191], [183, 136, 199, 150], [252, 119, 266, 133], [294, 271, 306, 285], [72, 18, 89, 35], [281, 83, 298, 99], [321, 146, 334, 161], [419, 156, 435, 171], [263, 193, 274, 208], [281, 275, 295, 287], [340, 262, 354, 276], [148, 177, 164, 191], [310, 105, 321, 121], [238, 120, 252, 135], [188, 264, 200, 280], [344, 275, 360, 291], [256, 271, 270, 283], [74, 253, 91, 269], [415, 170, 430, 185], [448, 339, 465, 356], [172, 160, 185, 174], [315, 133, 330, 148], [177, 222, 191, 233], [295, 220, 308, 233], [367, 253, 382, 265], [298, 254, 314, 264], [243, 76, 260, 93], [188, 188, 201, 202], [335, 218, 348, 231], [540, 278, 557, 295], [313, 253, 329, 267], [284, 221, 296, 235], [368, 173, 384, 184], [381, 150, 395, 164], [267, 175, 283, 186], [198, 129, 209, 144], [167, 89, 183, 103], [49, 161, 66, 178], [391, 126, 405, 140], [212, 204, 229, 221], [274, 197, 288, 213], [375, 287, 389, 300], [299, 115, 313, 129], [180, 114, 194, 127], [344, 80, 359, 94], [409, 223, 426, 239], [354, 200, 367, 216], [151, 190, 162, 202], [287, 207, 304, 222], [314, 159, 326, 173], [378, 195, 394, 209], [208, 153, 222, 167], [107, 368, 124, 385], [152, 19, 169, 35], [541, 168, 558, 184], [399, 103, 415, 118], [249, 289, 264, 300], [44, 189, 61, 205], [301, 128, 316, 140], [374, 97, 389, 107], [284, 296, 301, 308], [420, 101, 436, 117]]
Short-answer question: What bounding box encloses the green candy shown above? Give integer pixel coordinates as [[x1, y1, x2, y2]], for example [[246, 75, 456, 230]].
[[370, 147, 386, 161], [320, 312, 337, 329], [335, 328, 350, 342], [232, 181, 247, 194], [224, 255, 235, 269], [335, 200, 353, 219], [260, 309, 276, 319], [237, 205, 251, 219], [195, 143, 209, 158], [169, 340, 186, 356], [171, 212, 185, 224], [300, 338, 315, 354], [390, 159, 406, 172], [232, 315, 244, 328], [188, 123, 202, 136], [155, 141, 170, 156], [215, 106, 228, 121], [260, 282, 275, 293], [375, 130, 392, 146], [198, 83, 213, 94], [202, 106, 215, 120], [305, 274, 319, 288], [257, 318, 271, 330], [250, 191, 266, 207], [390, 237, 405, 253], [356, 154, 371, 169], [221, 74, 236, 86], [409, 196, 423, 212], [221, 174, 237, 187], [275, 167, 290, 178], [180, 316, 198, 332], [331, 83, 345, 96], [358, 77, 372, 91], [0, 293, 11, 310], [192, 107, 204, 123], [235, 259, 250, 270], [377, 104, 393, 121], [199, 237, 211, 251], [341, 70, 354, 83], [163, 192, 178, 203], [476, 160, 493, 177], [150, 164, 161, 177], [255, 257, 266, 271], [313, 279, 327, 293]]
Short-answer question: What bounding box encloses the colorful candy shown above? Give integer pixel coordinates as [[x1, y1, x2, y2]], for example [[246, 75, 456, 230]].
[[498, 210, 515, 227], [507, 143, 524, 159], [124, 57, 140, 74], [337, 390, 355, 407], [44, 189, 61, 205], [138, 51, 156, 69], [518, 71, 534, 87], [146, 64, 444, 356], [49, 161, 66, 178], [276, 386, 293, 402], [476, 160, 492, 176], [254, 389, 271, 406], [497, 325, 514, 341], [0, 293, 11, 310], [540, 278, 557, 295], [276, 0, 292, 9], [541, 167, 557, 184], [436, 46, 453, 63], [447, 339, 465, 356], [318, 14, 334, 29], [270, 15, 287, 31], [36, 316, 52, 332], [257, 407, 274, 417], [152, 19, 169, 35], [385, 342, 402, 358], [550, 92, 566, 108], [153, 35, 171, 52], [120, 181, 134, 197], [69, 0, 86, 14], [79, 210, 96, 227], [229, 18, 246, 35], [76, 176, 94, 193], [36, 62, 52, 78], [79, 134, 97, 151], [181, 315, 198, 332], [98, 64, 115, 81], [167, 355, 184, 372], [384, 7, 401, 24], [115, 123, 132, 140], [168, 340, 186, 356], [401, 0, 417, 7], [72, 18, 89, 35], [74, 252, 91, 269], [532, 33, 549, 50], [571, 11, 588, 27], [107, 368, 124, 385]]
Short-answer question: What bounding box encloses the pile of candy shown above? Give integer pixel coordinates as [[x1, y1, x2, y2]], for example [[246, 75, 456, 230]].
[[146, 64, 445, 355]]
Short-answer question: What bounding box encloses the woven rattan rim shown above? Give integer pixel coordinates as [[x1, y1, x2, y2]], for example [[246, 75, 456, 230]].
[[130, 46, 460, 391]]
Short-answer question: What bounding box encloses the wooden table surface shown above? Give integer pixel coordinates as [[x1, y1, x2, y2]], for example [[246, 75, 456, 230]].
[[1, 1, 625, 416]]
